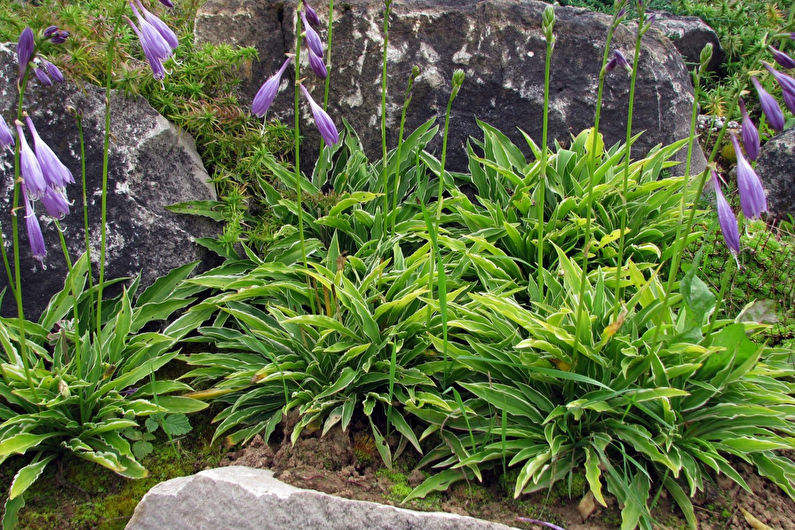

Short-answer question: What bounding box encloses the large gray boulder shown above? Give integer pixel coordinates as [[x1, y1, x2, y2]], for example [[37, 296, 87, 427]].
[[126, 466, 517, 530], [651, 11, 724, 72], [0, 43, 219, 319], [195, 0, 706, 175], [756, 127, 795, 221]]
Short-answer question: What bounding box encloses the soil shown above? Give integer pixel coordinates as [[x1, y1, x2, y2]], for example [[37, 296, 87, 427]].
[[220, 413, 795, 530]]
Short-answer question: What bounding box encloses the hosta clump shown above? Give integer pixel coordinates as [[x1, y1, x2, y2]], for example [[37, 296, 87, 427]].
[[0, 258, 208, 526], [405, 248, 795, 528]]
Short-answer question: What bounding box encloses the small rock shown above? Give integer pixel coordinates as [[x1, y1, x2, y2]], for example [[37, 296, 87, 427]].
[[577, 490, 596, 520], [755, 127, 795, 221], [651, 11, 725, 72]]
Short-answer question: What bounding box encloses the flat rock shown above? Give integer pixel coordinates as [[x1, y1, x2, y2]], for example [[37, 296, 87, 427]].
[[755, 127, 795, 221], [0, 43, 219, 319], [126, 466, 518, 530], [195, 0, 706, 175]]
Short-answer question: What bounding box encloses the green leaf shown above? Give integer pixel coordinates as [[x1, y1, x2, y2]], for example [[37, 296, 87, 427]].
[[0, 433, 57, 458], [585, 447, 606, 507], [132, 440, 154, 461], [3, 494, 24, 530], [162, 414, 192, 436], [403, 468, 472, 502], [8, 455, 55, 500], [154, 396, 208, 414]]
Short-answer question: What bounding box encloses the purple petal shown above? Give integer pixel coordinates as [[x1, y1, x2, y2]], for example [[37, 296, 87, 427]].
[[126, 16, 166, 79], [307, 47, 327, 79], [730, 133, 767, 219], [17, 27, 35, 78], [301, 12, 324, 58], [751, 76, 785, 132], [251, 57, 292, 118], [0, 115, 13, 150], [606, 49, 631, 73], [515, 518, 566, 530], [33, 67, 52, 86], [50, 30, 69, 44], [738, 98, 760, 161], [22, 186, 46, 263], [137, 0, 179, 51], [711, 171, 740, 254], [158, 0, 174, 8], [42, 60, 64, 83], [763, 62, 795, 114], [769, 46, 795, 69], [41, 186, 70, 219], [43, 26, 58, 38], [304, 2, 321, 26], [301, 84, 339, 146], [15, 122, 47, 199], [26, 116, 74, 188], [130, 2, 173, 61]]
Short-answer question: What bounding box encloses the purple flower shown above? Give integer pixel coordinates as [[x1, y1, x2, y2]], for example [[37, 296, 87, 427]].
[[763, 62, 795, 114], [769, 46, 795, 69], [307, 47, 327, 79], [43, 26, 58, 38], [730, 133, 767, 219], [251, 57, 292, 118], [301, 11, 324, 58], [125, 16, 166, 79], [136, 0, 179, 51], [751, 76, 785, 131], [300, 84, 339, 145], [33, 67, 52, 86], [15, 122, 47, 199], [304, 2, 321, 27], [49, 30, 69, 44], [738, 98, 760, 161], [0, 115, 13, 150], [158, 0, 174, 8], [41, 186, 70, 219], [22, 186, 46, 263], [606, 49, 631, 73], [26, 116, 74, 187], [710, 171, 740, 255], [17, 27, 35, 79], [41, 60, 64, 83]]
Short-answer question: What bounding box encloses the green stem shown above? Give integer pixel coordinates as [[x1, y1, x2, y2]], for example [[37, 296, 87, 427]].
[[74, 111, 94, 298], [612, 13, 645, 318], [571, 10, 623, 366], [703, 227, 731, 347], [536, 24, 554, 298], [54, 221, 83, 375], [380, 1, 392, 216], [322, 0, 334, 111], [390, 67, 418, 238]]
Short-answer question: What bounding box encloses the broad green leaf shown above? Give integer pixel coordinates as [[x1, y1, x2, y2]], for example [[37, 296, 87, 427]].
[[8, 455, 55, 499]]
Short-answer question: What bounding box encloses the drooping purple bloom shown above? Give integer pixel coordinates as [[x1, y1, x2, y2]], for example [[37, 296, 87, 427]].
[[129, 2, 173, 62], [49, 30, 70, 44], [307, 47, 327, 79], [33, 67, 52, 86], [22, 186, 46, 263], [710, 171, 740, 255], [41, 186, 70, 219], [136, 0, 179, 51], [304, 2, 321, 27], [738, 98, 760, 161], [41, 60, 64, 83], [15, 122, 47, 199], [769, 46, 795, 69], [515, 518, 566, 530], [43, 26, 58, 38], [606, 49, 631, 73], [125, 16, 167, 79], [158, 0, 174, 8], [17, 27, 35, 79], [751, 76, 785, 131], [0, 115, 13, 150], [300, 84, 339, 145], [301, 11, 324, 58], [763, 62, 795, 114], [251, 57, 292, 118], [26, 116, 74, 187], [730, 133, 767, 219]]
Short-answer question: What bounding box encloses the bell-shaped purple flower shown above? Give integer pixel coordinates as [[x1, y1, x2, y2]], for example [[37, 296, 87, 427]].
[[158, 0, 174, 8], [22, 186, 46, 263], [252, 57, 292, 118], [125, 16, 167, 80], [136, 0, 179, 51], [763, 62, 795, 114], [769, 46, 795, 69], [606, 49, 631, 73], [15, 122, 47, 199], [751, 76, 785, 132], [304, 2, 321, 27], [129, 2, 173, 62], [730, 133, 767, 219], [0, 115, 13, 150], [33, 67, 52, 86], [41, 60, 64, 83], [17, 27, 34, 79], [307, 47, 327, 79], [49, 30, 70, 44], [26, 116, 74, 188], [301, 11, 324, 58], [43, 26, 58, 38], [710, 171, 740, 255], [738, 98, 760, 160], [41, 186, 70, 219], [300, 84, 339, 145]]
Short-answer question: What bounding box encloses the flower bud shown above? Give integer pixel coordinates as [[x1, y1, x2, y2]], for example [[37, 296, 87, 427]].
[[751, 76, 785, 131], [0, 115, 13, 150], [769, 46, 795, 69], [304, 1, 321, 27], [710, 171, 740, 255], [300, 84, 339, 145], [301, 11, 324, 58], [307, 47, 327, 79], [763, 62, 795, 114], [738, 98, 760, 161], [17, 27, 34, 78], [252, 57, 292, 118], [699, 43, 713, 74]]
